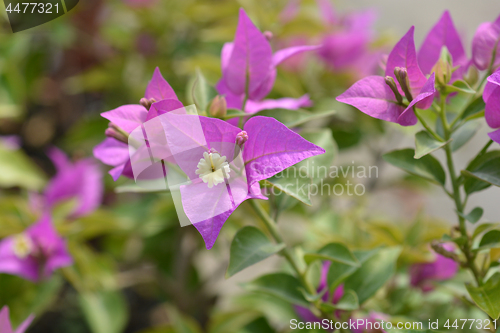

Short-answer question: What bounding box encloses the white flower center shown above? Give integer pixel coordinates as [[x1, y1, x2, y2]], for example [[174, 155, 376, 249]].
[[195, 152, 231, 188], [12, 233, 33, 259]]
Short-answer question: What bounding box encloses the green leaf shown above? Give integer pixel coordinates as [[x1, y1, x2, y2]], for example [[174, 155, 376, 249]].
[[445, 80, 476, 94], [244, 273, 308, 306], [265, 129, 337, 207], [327, 250, 379, 292], [188, 69, 217, 113], [224, 108, 246, 119], [344, 247, 401, 304], [226, 227, 285, 278], [460, 96, 485, 120], [334, 289, 359, 311], [450, 121, 480, 152], [473, 223, 497, 240], [462, 156, 500, 188], [466, 273, 500, 319], [0, 145, 46, 190], [478, 230, 500, 250], [240, 317, 275, 333], [458, 207, 483, 224], [464, 151, 500, 194], [383, 149, 446, 186], [414, 131, 449, 159], [304, 242, 359, 267], [79, 290, 128, 333]]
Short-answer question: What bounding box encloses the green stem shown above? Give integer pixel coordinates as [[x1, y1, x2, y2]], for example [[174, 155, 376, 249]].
[[249, 200, 317, 296], [439, 93, 483, 286], [415, 108, 444, 141]]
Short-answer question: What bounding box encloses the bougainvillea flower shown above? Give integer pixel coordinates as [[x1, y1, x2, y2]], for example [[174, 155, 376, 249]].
[[152, 113, 324, 249], [472, 14, 500, 71], [418, 11, 467, 80], [0, 215, 72, 281], [41, 148, 103, 218], [352, 312, 389, 333], [93, 68, 183, 180], [0, 306, 34, 333], [295, 261, 344, 322], [336, 27, 436, 126], [409, 243, 458, 292], [216, 9, 318, 113], [483, 70, 500, 144]]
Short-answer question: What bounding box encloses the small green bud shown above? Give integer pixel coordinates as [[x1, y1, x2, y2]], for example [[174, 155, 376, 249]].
[[432, 58, 452, 86], [384, 76, 403, 104], [463, 65, 479, 86], [394, 67, 413, 102], [209, 95, 227, 118]]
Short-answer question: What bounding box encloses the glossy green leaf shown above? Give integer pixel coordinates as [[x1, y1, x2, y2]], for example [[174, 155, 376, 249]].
[[344, 247, 401, 304], [445, 80, 475, 94], [414, 131, 449, 159], [383, 149, 446, 186], [462, 156, 500, 188], [79, 290, 128, 333], [226, 226, 285, 278], [460, 96, 485, 120], [478, 230, 500, 250], [463, 151, 500, 194], [466, 273, 500, 319], [304, 242, 359, 267], [244, 273, 308, 306]]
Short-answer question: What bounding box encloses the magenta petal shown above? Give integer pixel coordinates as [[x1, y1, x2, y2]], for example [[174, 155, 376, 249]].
[[45, 150, 103, 218], [397, 73, 436, 126], [0, 306, 13, 333], [484, 70, 500, 102], [336, 76, 405, 124], [146, 99, 184, 121], [47, 147, 70, 170], [220, 42, 235, 72], [243, 116, 325, 185], [93, 138, 129, 167], [472, 15, 500, 70], [216, 79, 244, 110], [418, 11, 466, 75], [245, 95, 312, 114], [14, 314, 35, 333], [318, 31, 370, 69], [279, 0, 300, 23], [488, 129, 500, 144], [485, 85, 500, 129], [144, 67, 178, 101], [385, 27, 427, 96], [192, 209, 235, 250], [101, 105, 148, 133], [224, 9, 273, 98], [272, 45, 321, 67], [109, 164, 126, 181]]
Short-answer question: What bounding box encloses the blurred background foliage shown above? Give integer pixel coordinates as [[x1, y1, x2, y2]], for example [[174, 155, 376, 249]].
[[0, 0, 493, 332]]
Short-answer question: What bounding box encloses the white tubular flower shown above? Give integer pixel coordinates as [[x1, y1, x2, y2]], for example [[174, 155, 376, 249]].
[[195, 152, 231, 188]]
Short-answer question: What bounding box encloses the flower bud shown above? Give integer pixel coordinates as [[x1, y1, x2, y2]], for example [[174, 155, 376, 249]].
[[209, 95, 227, 118], [263, 31, 273, 41], [106, 123, 129, 143], [140, 97, 156, 110], [431, 58, 452, 86], [384, 76, 403, 104], [236, 131, 248, 146], [463, 65, 479, 86], [394, 67, 413, 102]]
